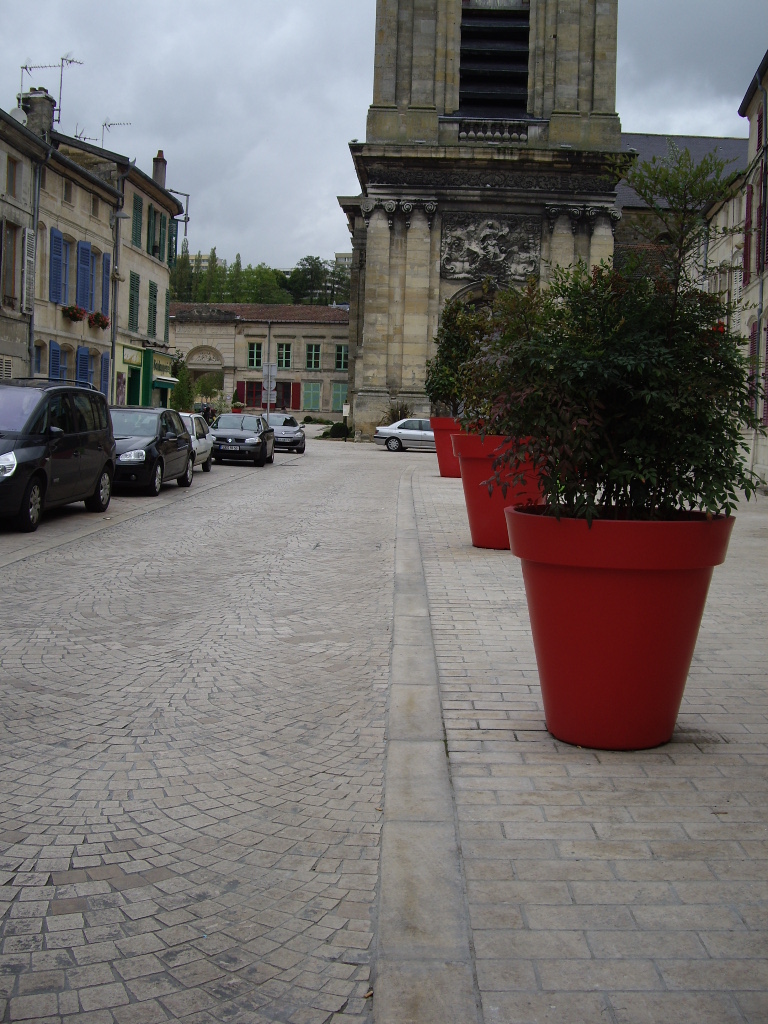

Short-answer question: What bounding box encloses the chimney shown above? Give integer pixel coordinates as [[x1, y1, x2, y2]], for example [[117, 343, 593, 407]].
[[19, 87, 56, 140], [152, 150, 167, 188]]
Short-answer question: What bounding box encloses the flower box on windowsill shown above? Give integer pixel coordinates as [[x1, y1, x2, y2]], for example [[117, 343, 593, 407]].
[[88, 311, 110, 330], [61, 305, 87, 323]]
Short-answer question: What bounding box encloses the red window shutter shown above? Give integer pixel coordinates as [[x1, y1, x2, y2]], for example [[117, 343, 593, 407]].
[[749, 323, 759, 413], [291, 382, 301, 409], [744, 184, 753, 284], [236, 381, 245, 403]]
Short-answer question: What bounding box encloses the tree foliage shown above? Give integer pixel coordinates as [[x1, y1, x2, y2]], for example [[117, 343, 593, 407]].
[[170, 360, 195, 412], [170, 247, 349, 307], [425, 293, 494, 416]]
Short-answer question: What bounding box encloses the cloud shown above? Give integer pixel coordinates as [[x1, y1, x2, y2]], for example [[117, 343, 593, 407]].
[[2, 1, 766, 268]]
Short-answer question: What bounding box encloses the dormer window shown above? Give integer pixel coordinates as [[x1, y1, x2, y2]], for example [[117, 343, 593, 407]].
[[459, 4, 530, 119]]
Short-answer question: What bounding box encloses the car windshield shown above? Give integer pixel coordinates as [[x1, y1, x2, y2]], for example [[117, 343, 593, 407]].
[[212, 414, 262, 432], [267, 414, 298, 427], [0, 388, 44, 432], [110, 409, 160, 435]]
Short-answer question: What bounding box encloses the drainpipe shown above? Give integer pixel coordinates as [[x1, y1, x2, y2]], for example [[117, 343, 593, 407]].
[[751, 72, 767, 473], [109, 162, 135, 405], [265, 321, 272, 418], [28, 150, 50, 372]]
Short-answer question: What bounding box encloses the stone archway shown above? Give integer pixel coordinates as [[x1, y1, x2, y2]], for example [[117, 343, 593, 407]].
[[186, 346, 223, 383]]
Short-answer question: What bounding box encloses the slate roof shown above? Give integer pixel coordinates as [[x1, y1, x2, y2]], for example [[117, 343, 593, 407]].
[[617, 133, 749, 210], [170, 303, 349, 325]]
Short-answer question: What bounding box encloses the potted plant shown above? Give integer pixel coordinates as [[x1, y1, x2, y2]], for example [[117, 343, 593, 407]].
[[467, 145, 765, 749], [425, 295, 491, 477], [61, 304, 86, 323], [88, 311, 110, 330]]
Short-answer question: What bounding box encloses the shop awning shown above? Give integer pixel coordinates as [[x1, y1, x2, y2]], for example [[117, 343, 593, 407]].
[[153, 376, 179, 389]]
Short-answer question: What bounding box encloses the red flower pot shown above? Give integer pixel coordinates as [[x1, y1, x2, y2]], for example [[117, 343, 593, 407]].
[[505, 507, 735, 750], [430, 417, 462, 477], [452, 433, 540, 549]]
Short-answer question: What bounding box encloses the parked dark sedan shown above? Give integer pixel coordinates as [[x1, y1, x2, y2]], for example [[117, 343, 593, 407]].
[[0, 379, 116, 532], [210, 413, 275, 466], [111, 407, 194, 495]]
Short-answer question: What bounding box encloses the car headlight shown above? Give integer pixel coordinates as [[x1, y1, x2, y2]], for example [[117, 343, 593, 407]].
[[244, 436, 261, 444], [0, 452, 17, 478], [118, 449, 146, 463]]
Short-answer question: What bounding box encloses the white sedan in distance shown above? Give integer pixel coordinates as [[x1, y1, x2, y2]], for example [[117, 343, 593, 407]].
[[374, 418, 436, 452]]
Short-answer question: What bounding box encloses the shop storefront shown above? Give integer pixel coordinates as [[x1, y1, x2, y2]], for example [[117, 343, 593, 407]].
[[114, 345, 144, 406], [141, 349, 178, 408]]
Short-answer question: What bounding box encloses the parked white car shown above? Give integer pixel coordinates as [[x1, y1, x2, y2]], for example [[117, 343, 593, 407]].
[[181, 413, 214, 472], [374, 418, 436, 452]]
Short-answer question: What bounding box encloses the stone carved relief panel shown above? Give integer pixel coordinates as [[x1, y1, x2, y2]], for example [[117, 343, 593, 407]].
[[441, 214, 541, 285]]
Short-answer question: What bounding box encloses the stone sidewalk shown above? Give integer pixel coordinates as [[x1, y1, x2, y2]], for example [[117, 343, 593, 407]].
[[401, 466, 768, 1024]]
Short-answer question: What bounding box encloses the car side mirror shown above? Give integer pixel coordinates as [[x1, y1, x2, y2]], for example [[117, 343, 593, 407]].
[[165, 432, 177, 441], [50, 425, 64, 436]]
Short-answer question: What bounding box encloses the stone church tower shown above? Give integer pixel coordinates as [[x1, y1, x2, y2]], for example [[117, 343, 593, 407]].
[[340, 0, 623, 435]]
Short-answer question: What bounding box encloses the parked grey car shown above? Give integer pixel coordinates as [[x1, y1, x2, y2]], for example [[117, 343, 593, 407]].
[[210, 413, 275, 466], [374, 418, 436, 452], [267, 413, 305, 454]]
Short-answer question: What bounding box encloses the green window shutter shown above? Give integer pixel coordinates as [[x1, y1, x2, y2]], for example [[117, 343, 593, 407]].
[[128, 272, 140, 331], [148, 281, 158, 337], [159, 215, 167, 264], [146, 205, 155, 254], [131, 195, 143, 246], [167, 219, 178, 266], [164, 289, 170, 344]]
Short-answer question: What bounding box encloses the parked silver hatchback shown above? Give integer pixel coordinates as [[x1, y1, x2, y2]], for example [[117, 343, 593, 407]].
[[374, 418, 435, 452]]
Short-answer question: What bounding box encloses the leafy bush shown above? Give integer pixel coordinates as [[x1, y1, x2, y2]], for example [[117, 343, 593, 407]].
[[461, 145, 765, 521], [425, 292, 493, 416], [384, 402, 412, 425], [329, 422, 349, 438]]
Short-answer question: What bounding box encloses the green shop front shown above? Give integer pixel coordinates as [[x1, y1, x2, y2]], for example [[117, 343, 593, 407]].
[[141, 349, 178, 408]]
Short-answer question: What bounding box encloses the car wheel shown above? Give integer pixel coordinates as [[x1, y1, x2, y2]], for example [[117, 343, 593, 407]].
[[202, 451, 212, 472], [255, 446, 267, 467], [178, 456, 194, 487], [297, 441, 306, 454], [266, 445, 274, 464], [16, 475, 44, 533], [147, 461, 163, 496], [85, 466, 112, 513], [386, 436, 403, 452]]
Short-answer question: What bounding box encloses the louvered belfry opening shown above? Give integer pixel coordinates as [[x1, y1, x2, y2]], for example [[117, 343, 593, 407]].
[[459, 5, 530, 119]]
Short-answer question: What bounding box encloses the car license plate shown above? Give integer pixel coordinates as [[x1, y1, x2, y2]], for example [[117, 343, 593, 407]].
[[222, 444, 239, 451]]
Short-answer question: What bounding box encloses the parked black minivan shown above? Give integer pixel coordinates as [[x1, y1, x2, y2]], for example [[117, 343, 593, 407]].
[[0, 379, 116, 532]]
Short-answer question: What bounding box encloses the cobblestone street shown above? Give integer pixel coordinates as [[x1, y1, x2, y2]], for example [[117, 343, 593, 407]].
[[0, 443, 409, 1024], [1, 441, 766, 1024]]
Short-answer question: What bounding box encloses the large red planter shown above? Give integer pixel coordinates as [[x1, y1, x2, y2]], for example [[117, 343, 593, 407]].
[[430, 417, 462, 477], [452, 433, 540, 549], [505, 507, 735, 750]]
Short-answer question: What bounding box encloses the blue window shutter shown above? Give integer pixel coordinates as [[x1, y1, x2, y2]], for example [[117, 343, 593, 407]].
[[76, 241, 91, 308], [50, 228, 63, 302], [76, 346, 90, 383], [49, 341, 61, 378], [100, 352, 110, 397], [101, 253, 110, 315], [89, 252, 97, 311]]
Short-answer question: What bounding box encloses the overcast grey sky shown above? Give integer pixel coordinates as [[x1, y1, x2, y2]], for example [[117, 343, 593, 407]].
[[2, 2, 766, 268]]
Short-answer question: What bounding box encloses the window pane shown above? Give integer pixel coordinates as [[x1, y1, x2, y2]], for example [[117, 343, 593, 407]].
[[331, 383, 347, 412]]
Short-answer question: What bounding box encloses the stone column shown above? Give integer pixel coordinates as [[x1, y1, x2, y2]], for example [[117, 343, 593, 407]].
[[400, 206, 432, 404], [593, 0, 619, 114], [355, 207, 394, 433], [372, 0, 399, 106], [548, 211, 576, 272], [589, 209, 616, 269]]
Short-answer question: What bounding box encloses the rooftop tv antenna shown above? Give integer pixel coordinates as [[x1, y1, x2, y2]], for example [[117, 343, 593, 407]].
[[74, 124, 97, 144], [19, 55, 83, 124], [101, 120, 131, 147]]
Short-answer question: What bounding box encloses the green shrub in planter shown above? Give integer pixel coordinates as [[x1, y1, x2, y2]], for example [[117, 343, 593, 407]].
[[462, 145, 766, 521], [425, 294, 493, 416]]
